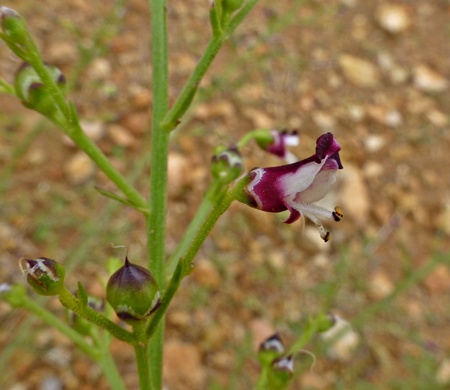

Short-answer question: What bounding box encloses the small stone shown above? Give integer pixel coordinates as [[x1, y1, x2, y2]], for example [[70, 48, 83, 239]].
[[369, 271, 394, 299], [299, 226, 331, 253], [413, 65, 448, 93], [338, 165, 370, 227], [87, 58, 112, 81], [437, 200, 450, 235], [191, 260, 221, 289], [163, 340, 206, 389], [249, 318, 276, 352], [376, 4, 411, 34], [339, 55, 380, 88], [312, 111, 336, 130], [167, 152, 189, 198], [47, 42, 78, 64], [64, 152, 95, 185], [120, 111, 150, 136], [347, 105, 366, 122], [321, 316, 360, 362], [108, 124, 135, 147], [423, 265, 450, 293], [427, 110, 449, 127], [363, 161, 384, 179], [364, 134, 386, 153], [436, 359, 450, 384], [62, 120, 105, 146]]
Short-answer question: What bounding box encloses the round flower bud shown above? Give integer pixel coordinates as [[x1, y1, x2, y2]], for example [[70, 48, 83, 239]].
[[106, 257, 160, 323], [19, 257, 66, 296], [258, 333, 285, 368], [14, 62, 66, 125], [268, 355, 294, 388], [211, 146, 243, 183]]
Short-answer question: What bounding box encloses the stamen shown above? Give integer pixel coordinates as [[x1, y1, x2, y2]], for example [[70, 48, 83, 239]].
[[332, 206, 343, 222], [304, 212, 331, 242]]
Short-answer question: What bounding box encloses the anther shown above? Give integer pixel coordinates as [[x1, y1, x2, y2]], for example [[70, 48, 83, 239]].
[[332, 206, 343, 222]]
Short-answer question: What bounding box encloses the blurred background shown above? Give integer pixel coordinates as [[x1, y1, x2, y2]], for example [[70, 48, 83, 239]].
[[1, 0, 450, 389]]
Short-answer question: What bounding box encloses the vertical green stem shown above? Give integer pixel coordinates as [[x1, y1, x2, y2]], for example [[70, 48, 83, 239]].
[[134, 342, 151, 390], [148, 0, 169, 388]]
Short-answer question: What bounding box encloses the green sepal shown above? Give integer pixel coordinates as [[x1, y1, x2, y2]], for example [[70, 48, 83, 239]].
[[76, 282, 89, 308]]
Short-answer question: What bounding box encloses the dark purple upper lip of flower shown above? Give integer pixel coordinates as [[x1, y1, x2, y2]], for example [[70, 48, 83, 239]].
[[245, 133, 343, 213]]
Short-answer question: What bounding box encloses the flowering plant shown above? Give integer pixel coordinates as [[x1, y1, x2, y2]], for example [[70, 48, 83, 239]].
[[0, 3, 345, 390]]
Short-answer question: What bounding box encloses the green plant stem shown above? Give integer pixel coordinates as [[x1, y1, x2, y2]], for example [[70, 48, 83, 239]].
[[147, 1, 169, 389], [58, 287, 134, 343], [146, 177, 249, 339], [7, 289, 126, 390], [165, 178, 228, 278], [133, 321, 151, 390], [161, 0, 260, 132], [134, 342, 151, 390], [19, 295, 99, 358]]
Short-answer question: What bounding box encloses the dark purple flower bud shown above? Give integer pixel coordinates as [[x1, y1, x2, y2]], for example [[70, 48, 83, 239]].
[[106, 257, 160, 323], [237, 132, 344, 242], [258, 333, 285, 367], [256, 129, 299, 163], [211, 146, 243, 183], [19, 257, 66, 296]]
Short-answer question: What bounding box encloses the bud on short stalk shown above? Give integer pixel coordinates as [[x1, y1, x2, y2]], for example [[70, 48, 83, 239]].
[[19, 257, 65, 296], [258, 333, 285, 367], [106, 257, 160, 323], [14, 62, 66, 124], [268, 355, 294, 388], [0, 7, 32, 60], [211, 146, 243, 184]]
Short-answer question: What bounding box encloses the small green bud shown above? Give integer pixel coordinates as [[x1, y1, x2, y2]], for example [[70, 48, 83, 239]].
[[258, 333, 285, 368], [211, 146, 243, 183], [19, 257, 66, 296], [316, 313, 337, 333], [0, 7, 33, 61], [106, 257, 160, 323], [14, 62, 66, 124], [222, 0, 245, 14], [268, 355, 294, 389]]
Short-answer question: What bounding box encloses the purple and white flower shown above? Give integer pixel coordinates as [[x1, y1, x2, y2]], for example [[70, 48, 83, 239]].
[[256, 129, 299, 163], [239, 132, 343, 242]]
